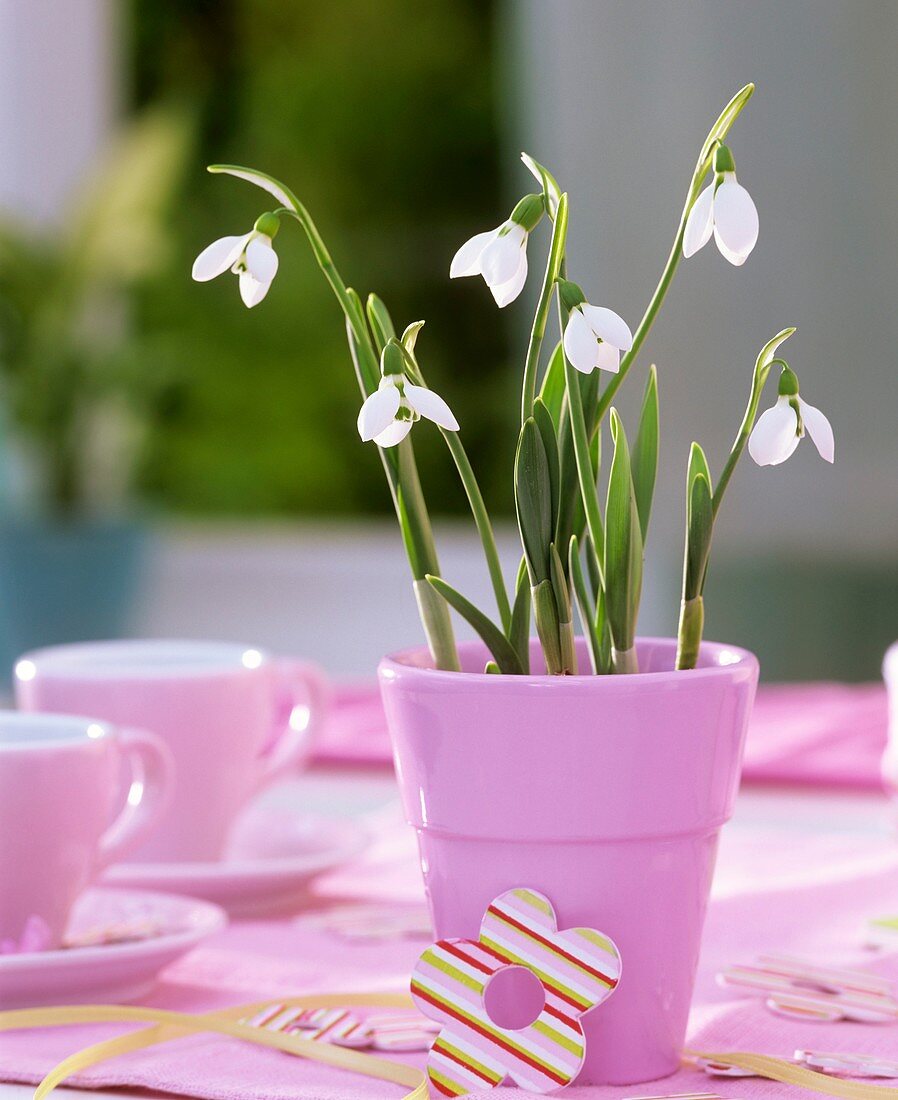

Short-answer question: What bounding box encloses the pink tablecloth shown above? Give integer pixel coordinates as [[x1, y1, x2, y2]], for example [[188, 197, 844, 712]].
[[316, 680, 891, 790], [3, 801, 898, 1099]]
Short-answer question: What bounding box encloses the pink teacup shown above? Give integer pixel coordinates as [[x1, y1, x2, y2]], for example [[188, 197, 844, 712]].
[[0, 711, 171, 952], [14, 640, 329, 864]]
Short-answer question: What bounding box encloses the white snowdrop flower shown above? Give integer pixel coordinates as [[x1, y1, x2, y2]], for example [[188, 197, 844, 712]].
[[683, 144, 759, 267], [559, 281, 633, 375], [450, 193, 544, 307], [357, 343, 459, 448], [192, 212, 280, 308], [749, 367, 834, 466]]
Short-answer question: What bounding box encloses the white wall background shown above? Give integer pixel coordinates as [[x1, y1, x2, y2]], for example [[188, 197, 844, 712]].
[[505, 0, 897, 577], [0, 1, 894, 678], [0, 0, 119, 227]]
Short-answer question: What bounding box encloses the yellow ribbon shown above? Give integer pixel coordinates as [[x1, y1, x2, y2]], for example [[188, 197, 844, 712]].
[[0, 995, 427, 1100], [3, 997, 898, 1099]]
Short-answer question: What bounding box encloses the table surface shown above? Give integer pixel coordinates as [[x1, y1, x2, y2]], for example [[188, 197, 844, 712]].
[[2, 771, 893, 1100]]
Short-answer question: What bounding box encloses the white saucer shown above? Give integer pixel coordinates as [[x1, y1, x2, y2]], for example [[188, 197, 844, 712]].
[[0, 887, 226, 1008], [102, 811, 368, 917]]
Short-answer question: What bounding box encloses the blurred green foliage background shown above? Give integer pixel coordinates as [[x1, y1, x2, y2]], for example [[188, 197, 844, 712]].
[[130, 0, 514, 517]]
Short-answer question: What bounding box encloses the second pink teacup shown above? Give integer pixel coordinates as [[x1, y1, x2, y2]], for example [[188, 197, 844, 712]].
[[0, 711, 171, 952], [15, 640, 329, 864]]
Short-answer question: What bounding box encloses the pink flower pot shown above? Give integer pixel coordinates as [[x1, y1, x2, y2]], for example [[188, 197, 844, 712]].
[[379, 635, 758, 1086], [882, 642, 898, 797]]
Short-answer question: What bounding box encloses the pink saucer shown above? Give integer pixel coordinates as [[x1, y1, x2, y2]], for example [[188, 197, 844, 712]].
[[102, 813, 367, 917], [0, 887, 226, 1008]]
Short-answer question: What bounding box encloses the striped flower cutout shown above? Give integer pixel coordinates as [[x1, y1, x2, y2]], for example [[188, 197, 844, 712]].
[[410, 887, 621, 1095]]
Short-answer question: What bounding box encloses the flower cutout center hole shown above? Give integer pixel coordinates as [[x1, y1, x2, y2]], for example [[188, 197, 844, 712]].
[[483, 964, 546, 1030]]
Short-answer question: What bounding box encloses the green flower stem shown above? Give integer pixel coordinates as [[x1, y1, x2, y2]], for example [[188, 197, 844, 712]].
[[223, 173, 459, 669], [440, 431, 511, 631], [342, 315, 459, 669], [712, 355, 787, 518], [562, 326, 606, 581], [676, 330, 792, 671], [675, 596, 704, 670], [593, 196, 691, 428], [593, 84, 755, 430], [401, 350, 511, 632], [521, 194, 569, 424]]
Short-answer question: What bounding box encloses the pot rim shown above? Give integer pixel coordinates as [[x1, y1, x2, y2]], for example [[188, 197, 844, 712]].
[[380, 634, 758, 692]]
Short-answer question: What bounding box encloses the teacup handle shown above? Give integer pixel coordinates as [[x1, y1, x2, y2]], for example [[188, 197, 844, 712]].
[[97, 728, 174, 869], [256, 659, 330, 789]]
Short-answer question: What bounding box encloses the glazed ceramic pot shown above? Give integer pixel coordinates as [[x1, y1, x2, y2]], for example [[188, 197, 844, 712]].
[[379, 636, 758, 1086], [882, 642, 898, 796]]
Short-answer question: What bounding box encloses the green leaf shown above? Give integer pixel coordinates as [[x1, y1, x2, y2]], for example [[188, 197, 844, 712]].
[[697, 84, 755, 171], [555, 370, 600, 554], [366, 294, 396, 353], [754, 326, 797, 387], [508, 556, 531, 674], [687, 440, 711, 496], [631, 365, 659, 542], [484, 661, 501, 674], [538, 342, 566, 426], [208, 164, 297, 210], [514, 417, 553, 584], [533, 399, 560, 531], [531, 579, 563, 674], [549, 542, 571, 623], [520, 152, 562, 216], [426, 576, 524, 675], [594, 585, 613, 675], [568, 535, 601, 674], [604, 409, 644, 652], [401, 320, 426, 354], [685, 473, 713, 600], [585, 528, 602, 604], [686, 441, 711, 526]]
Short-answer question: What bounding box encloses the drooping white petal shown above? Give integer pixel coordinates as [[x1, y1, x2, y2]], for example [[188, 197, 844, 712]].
[[682, 184, 715, 258], [490, 246, 528, 307], [712, 178, 759, 265], [594, 340, 621, 374], [404, 384, 459, 431], [245, 236, 279, 283], [799, 398, 834, 463], [580, 304, 633, 351], [449, 228, 498, 278], [480, 223, 526, 287], [748, 397, 800, 466], [192, 233, 250, 281], [373, 419, 414, 447], [238, 270, 272, 308], [563, 306, 601, 373], [357, 384, 401, 441]]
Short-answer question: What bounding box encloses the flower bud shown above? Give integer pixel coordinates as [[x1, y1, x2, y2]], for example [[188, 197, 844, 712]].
[[253, 211, 280, 239], [712, 143, 736, 175], [777, 364, 800, 396], [380, 338, 406, 379], [509, 193, 545, 232], [557, 279, 586, 313]]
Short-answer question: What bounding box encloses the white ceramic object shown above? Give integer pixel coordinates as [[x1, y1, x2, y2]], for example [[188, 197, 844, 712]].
[[0, 887, 226, 1009], [102, 812, 367, 917]]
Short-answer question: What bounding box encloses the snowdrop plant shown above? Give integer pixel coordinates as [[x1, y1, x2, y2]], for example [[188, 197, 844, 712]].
[[192, 83, 832, 675]]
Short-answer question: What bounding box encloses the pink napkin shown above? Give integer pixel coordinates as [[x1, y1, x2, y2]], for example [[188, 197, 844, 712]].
[[3, 803, 898, 1099], [315, 680, 892, 790], [742, 683, 888, 789]]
